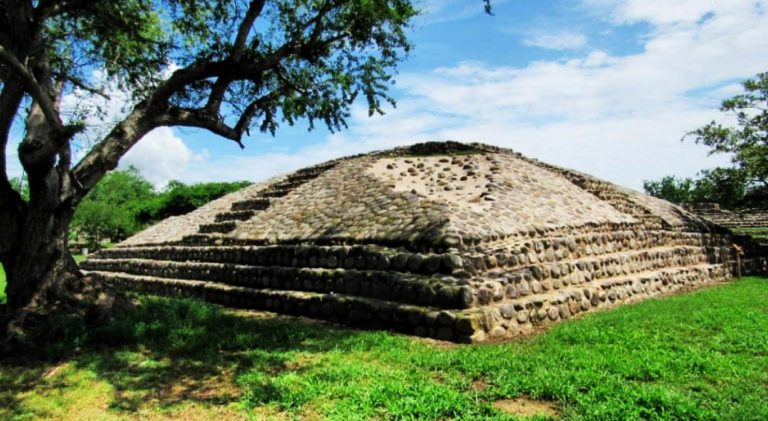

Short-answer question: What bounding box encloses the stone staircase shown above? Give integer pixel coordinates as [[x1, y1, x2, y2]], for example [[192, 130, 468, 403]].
[[196, 162, 337, 235], [82, 243, 477, 339]]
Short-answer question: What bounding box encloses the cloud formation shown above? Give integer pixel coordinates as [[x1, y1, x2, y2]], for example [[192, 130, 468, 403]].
[[120, 127, 200, 188], [247, 0, 763, 190]]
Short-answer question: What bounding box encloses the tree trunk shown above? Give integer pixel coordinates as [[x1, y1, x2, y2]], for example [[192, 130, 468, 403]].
[[2, 166, 82, 335], [5, 204, 78, 314]]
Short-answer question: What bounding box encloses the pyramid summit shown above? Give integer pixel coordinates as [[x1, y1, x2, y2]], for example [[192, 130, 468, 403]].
[[83, 141, 763, 342]]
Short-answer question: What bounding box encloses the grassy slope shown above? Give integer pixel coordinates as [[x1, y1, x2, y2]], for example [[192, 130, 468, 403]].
[[1, 278, 767, 420]]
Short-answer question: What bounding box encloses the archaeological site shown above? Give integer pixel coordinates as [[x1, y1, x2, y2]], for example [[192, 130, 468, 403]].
[[81, 142, 766, 342]]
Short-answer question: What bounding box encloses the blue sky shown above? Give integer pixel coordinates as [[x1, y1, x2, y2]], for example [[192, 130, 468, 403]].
[[7, 0, 768, 190]]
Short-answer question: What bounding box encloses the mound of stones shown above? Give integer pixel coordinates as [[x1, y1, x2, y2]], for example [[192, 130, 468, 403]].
[[82, 142, 765, 342]]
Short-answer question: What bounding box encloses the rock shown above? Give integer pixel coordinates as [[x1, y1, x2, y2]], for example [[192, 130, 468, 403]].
[[442, 254, 464, 271], [455, 317, 476, 335], [500, 304, 516, 319], [435, 327, 454, 341], [547, 306, 559, 321], [442, 235, 462, 248], [458, 285, 474, 308], [517, 280, 531, 296], [516, 311, 529, 324], [490, 326, 507, 338], [530, 280, 542, 294], [580, 299, 590, 311], [423, 256, 442, 273], [477, 288, 493, 305], [436, 310, 456, 325]]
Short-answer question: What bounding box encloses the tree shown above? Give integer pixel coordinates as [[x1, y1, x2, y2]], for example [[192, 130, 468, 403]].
[[644, 169, 748, 209], [687, 72, 768, 189], [643, 175, 695, 204], [71, 167, 154, 249], [0, 0, 422, 330], [136, 179, 252, 223], [691, 167, 748, 209]]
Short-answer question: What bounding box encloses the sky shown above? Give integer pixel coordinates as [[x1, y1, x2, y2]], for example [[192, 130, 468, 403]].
[[6, 0, 768, 191]]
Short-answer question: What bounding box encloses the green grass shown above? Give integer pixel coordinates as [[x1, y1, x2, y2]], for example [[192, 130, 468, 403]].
[[0, 263, 5, 304], [731, 227, 768, 239], [1, 278, 767, 420]]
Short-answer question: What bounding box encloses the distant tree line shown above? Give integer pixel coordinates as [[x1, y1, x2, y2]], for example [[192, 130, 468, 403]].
[[645, 72, 768, 210], [643, 168, 753, 210], [15, 168, 249, 251]]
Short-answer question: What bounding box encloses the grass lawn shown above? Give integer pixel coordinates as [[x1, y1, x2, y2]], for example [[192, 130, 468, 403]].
[[1, 278, 767, 420]]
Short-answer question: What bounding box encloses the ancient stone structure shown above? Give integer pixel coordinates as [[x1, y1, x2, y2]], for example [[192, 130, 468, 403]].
[[686, 203, 768, 229], [82, 142, 761, 342]]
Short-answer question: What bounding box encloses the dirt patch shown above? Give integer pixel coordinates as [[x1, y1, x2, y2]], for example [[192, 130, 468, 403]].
[[493, 397, 561, 419], [470, 378, 488, 392], [163, 369, 240, 404]]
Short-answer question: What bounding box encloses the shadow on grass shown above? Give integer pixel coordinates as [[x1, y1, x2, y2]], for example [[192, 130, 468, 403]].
[[0, 295, 368, 417]]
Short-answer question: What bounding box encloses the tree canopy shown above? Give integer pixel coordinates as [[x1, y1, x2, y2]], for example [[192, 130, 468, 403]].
[[0, 0, 428, 317], [659, 71, 768, 209], [70, 167, 250, 249], [686, 72, 768, 191], [643, 168, 748, 209]]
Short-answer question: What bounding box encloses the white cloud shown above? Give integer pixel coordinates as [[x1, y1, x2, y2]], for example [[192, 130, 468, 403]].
[[523, 31, 588, 50], [120, 127, 199, 188], [245, 0, 761, 191]]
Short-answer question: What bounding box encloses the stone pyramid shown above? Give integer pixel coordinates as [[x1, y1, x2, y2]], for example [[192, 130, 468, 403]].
[[82, 141, 751, 342]]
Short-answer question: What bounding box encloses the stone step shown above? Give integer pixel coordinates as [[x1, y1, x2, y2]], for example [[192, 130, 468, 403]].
[[81, 258, 472, 309], [500, 245, 721, 284], [469, 263, 730, 341], [269, 179, 313, 191], [231, 198, 272, 211], [260, 188, 291, 198], [177, 234, 253, 246], [198, 221, 237, 234], [87, 270, 478, 342], [470, 231, 731, 274], [90, 244, 462, 275], [215, 210, 256, 222], [467, 246, 727, 305]]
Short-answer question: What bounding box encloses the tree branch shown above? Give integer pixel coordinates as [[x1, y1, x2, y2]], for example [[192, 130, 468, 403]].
[[152, 0, 342, 113], [63, 74, 111, 99], [71, 102, 155, 193], [206, 0, 267, 114], [0, 44, 64, 131], [153, 106, 244, 148]]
